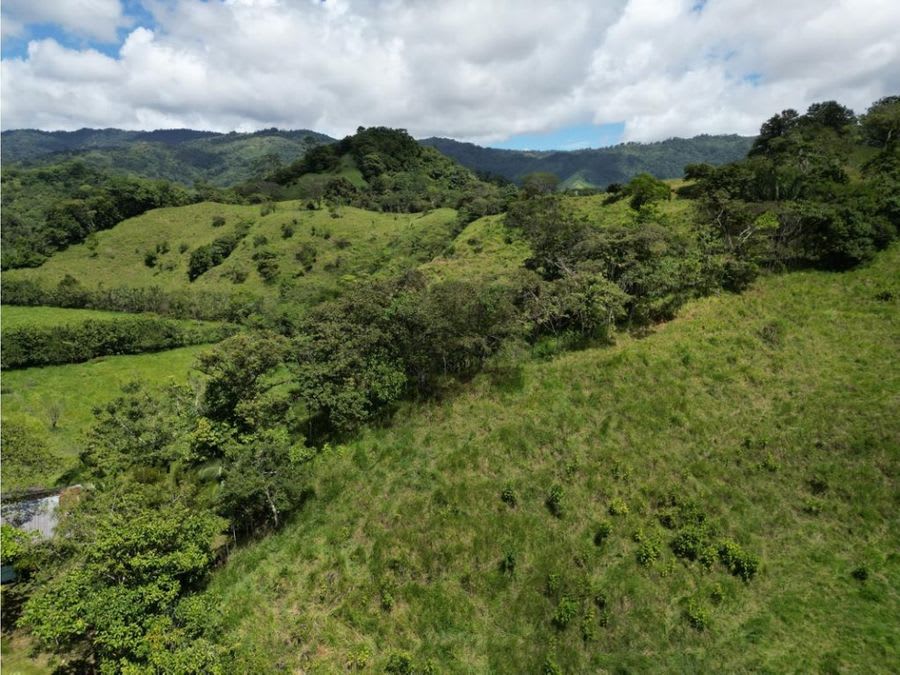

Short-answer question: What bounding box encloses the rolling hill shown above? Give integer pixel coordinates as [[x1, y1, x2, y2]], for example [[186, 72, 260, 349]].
[[0, 128, 334, 186], [420, 134, 755, 187]]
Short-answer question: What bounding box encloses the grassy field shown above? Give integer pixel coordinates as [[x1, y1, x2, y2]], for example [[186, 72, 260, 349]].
[[1, 344, 211, 485], [3, 201, 460, 306], [0, 306, 146, 329], [206, 246, 899, 672]]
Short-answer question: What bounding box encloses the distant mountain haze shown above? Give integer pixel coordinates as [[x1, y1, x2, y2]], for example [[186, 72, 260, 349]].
[[2, 128, 753, 189]]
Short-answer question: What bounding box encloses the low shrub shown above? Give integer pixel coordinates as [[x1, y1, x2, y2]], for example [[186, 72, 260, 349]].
[[718, 540, 760, 581], [546, 485, 564, 518]]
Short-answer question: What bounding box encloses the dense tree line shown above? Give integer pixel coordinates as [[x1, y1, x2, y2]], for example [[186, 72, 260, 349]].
[[681, 97, 899, 271], [2, 276, 269, 322], [1, 317, 237, 369]]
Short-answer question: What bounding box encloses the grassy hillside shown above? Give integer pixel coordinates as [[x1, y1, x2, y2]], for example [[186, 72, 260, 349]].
[[421, 134, 755, 187], [3, 202, 461, 308], [0, 305, 144, 329], [206, 245, 899, 673], [1, 128, 334, 186], [1, 344, 210, 486]]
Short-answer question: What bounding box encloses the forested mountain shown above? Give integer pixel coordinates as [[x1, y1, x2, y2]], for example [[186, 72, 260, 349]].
[[421, 134, 754, 187], [0, 128, 334, 186]]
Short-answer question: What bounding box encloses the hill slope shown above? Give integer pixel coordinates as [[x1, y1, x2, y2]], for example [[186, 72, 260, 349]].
[[421, 134, 754, 187], [207, 245, 899, 672], [1, 128, 334, 186]]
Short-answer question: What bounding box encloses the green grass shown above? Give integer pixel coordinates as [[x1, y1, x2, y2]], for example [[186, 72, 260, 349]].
[[1, 345, 211, 484], [206, 246, 900, 673], [0, 306, 147, 329], [419, 214, 530, 283], [3, 201, 461, 309]]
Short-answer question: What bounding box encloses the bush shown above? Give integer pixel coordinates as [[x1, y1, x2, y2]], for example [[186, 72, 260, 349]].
[[593, 522, 612, 546], [608, 497, 628, 516], [1, 317, 237, 369], [498, 551, 517, 575], [685, 601, 711, 631], [718, 540, 759, 581], [500, 486, 518, 508], [551, 596, 578, 630], [546, 485, 564, 518], [188, 224, 250, 281], [280, 222, 295, 239], [851, 566, 869, 581], [636, 538, 661, 566]]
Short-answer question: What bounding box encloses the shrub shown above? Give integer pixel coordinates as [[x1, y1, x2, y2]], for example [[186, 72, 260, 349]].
[[179, 242, 190, 253], [188, 225, 249, 281], [542, 657, 563, 675], [280, 222, 295, 239], [608, 497, 628, 516], [385, 652, 413, 674], [295, 242, 318, 271], [671, 526, 707, 561], [253, 234, 269, 248], [546, 485, 564, 518], [498, 551, 516, 575], [551, 596, 578, 630], [580, 607, 597, 642], [500, 486, 518, 508], [144, 250, 158, 267], [212, 215, 226, 227], [685, 601, 710, 631], [593, 522, 612, 546], [253, 249, 279, 283], [851, 566, 869, 581], [718, 540, 759, 581], [636, 538, 660, 566]]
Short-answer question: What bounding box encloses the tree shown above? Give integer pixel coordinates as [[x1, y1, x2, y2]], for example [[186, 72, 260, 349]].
[[20, 489, 226, 672], [195, 332, 290, 432], [521, 172, 560, 197], [860, 96, 900, 149], [0, 417, 56, 490], [626, 173, 671, 210]]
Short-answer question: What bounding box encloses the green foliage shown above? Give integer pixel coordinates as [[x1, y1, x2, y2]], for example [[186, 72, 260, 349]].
[[593, 522, 612, 546], [685, 600, 711, 631], [1, 316, 235, 369], [0, 417, 56, 490], [551, 596, 578, 630], [188, 222, 251, 281], [624, 172, 671, 210], [1, 160, 209, 270], [545, 484, 565, 518], [20, 488, 225, 672], [718, 540, 760, 581]]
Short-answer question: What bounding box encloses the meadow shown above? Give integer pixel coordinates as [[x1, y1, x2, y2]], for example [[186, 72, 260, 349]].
[[206, 245, 899, 673], [1, 344, 210, 486]]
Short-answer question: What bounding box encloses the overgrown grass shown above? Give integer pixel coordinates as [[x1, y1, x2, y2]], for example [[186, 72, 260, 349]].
[[0, 306, 143, 329], [1, 345, 209, 484], [3, 202, 460, 307], [206, 246, 899, 672]]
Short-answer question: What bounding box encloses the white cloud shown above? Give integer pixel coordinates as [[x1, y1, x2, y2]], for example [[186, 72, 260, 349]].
[[2, 0, 899, 142], [1, 0, 130, 42]]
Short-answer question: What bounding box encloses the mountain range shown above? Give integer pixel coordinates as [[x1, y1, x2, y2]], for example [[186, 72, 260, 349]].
[[2, 127, 753, 188]]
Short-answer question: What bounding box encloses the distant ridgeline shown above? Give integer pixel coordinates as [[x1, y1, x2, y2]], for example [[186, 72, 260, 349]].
[[0, 127, 335, 186], [420, 134, 755, 188]]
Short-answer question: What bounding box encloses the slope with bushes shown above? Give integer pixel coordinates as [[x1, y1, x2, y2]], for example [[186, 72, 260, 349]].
[[206, 242, 899, 672]]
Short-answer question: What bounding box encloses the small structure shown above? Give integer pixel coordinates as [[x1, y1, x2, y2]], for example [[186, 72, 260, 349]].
[[1, 485, 82, 583]]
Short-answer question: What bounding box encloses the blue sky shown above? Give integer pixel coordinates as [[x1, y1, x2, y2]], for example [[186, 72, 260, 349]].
[[2, 1, 898, 145], [490, 123, 626, 151]]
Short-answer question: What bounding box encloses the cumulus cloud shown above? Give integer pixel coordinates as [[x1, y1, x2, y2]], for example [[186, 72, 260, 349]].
[[2, 0, 899, 142], [1, 0, 131, 42]]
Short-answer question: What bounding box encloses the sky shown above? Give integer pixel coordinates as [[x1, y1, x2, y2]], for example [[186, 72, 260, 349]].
[[1, 0, 899, 150]]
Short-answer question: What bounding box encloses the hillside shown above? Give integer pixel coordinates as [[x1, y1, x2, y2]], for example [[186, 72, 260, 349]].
[[207, 243, 900, 672], [421, 134, 754, 187], [0, 128, 334, 186]]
